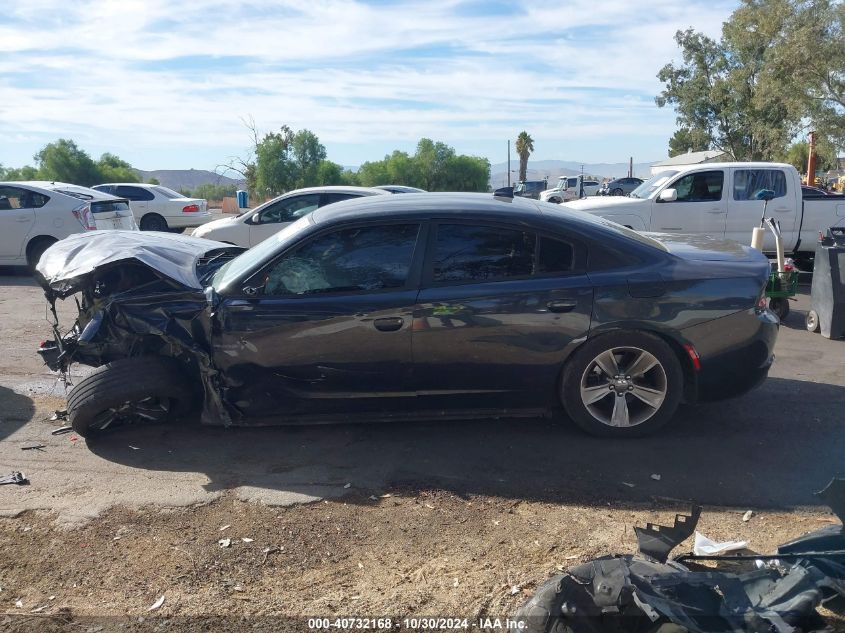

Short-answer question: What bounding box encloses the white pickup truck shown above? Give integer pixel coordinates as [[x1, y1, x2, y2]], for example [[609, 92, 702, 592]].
[[564, 162, 845, 258], [539, 175, 601, 203]]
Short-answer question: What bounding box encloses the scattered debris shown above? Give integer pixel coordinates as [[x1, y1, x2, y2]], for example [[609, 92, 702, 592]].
[[50, 426, 72, 436], [692, 532, 748, 556], [424, 503, 435, 509], [515, 479, 845, 633], [233, 585, 244, 592], [147, 595, 165, 611], [369, 495, 378, 501], [650, 473, 661, 481], [510, 585, 521, 595], [21, 444, 46, 451], [14, 599, 22, 608], [218, 525, 230, 532], [620, 481, 636, 488], [452, 578, 459, 588], [742, 510, 754, 522], [128, 445, 140, 451], [0, 471, 28, 486], [218, 538, 232, 548], [358, 562, 364, 569], [49, 410, 67, 421], [241, 537, 254, 543], [30, 604, 50, 613], [343, 483, 351, 489]]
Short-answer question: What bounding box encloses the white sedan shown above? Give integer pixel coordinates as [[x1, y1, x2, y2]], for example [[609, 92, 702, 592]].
[[0, 181, 137, 268], [93, 183, 211, 232], [192, 186, 388, 247]]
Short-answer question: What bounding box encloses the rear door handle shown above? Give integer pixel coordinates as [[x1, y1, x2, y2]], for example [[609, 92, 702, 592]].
[[547, 300, 577, 313], [773, 208, 792, 213], [374, 317, 404, 332], [707, 209, 726, 214], [16, 216, 31, 222]]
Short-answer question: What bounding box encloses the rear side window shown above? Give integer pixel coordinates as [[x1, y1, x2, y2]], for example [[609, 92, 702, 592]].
[[322, 193, 361, 205], [432, 224, 536, 282], [116, 186, 154, 201], [733, 169, 787, 200], [538, 237, 574, 273]]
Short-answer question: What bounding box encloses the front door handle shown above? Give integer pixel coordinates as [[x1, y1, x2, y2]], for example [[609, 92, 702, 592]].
[[16, 216, 31, 222], [773, 208, 792, 213], [707, 209, 726, 214], [547, 300, 577, 313], [374, 317, 404, 332]]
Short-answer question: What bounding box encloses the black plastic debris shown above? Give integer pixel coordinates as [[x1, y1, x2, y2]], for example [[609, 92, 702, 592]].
[[0, 471, 28, 485], [21, 444, 46, 451], [634, 506, 701, 563], [514, 480, 845, 633], [50, 426, 73, 436]]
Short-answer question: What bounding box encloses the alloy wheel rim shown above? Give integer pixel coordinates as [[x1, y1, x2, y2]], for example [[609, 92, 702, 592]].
[[579, 346, 667, 428], [90, 396, 172, 431]]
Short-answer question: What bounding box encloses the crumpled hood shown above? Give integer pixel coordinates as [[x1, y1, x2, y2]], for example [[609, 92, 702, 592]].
[[36, 230, 245, 296]]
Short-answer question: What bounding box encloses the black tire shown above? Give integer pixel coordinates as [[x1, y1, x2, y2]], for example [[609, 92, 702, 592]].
[[612, 188, 624, 196], [26, 237, 57, 271], [806, 309, 820, 333], [68, 356, 197, 438], [139, 213, 169, 231], [560, 331, 683, 438], [769, 297, 789, 320], [548, 197, 561, 204]]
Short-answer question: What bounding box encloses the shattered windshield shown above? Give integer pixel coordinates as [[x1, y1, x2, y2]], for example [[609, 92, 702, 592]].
[[211, 215, 313, 292]]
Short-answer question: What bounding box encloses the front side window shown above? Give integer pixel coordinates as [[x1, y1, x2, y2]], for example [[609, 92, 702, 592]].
[[733, 169, 787, 200], [0, 186, 48, 209], [671, 171, 724, 202], [433, 224, 536, 283], [257, 194, 320, 224], [263, 224, 420, 295], [629, 170, 679, 199]]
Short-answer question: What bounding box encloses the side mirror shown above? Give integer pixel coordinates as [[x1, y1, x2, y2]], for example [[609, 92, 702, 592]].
[[658, 188, 678, 202], [755, 189, 775, 202]]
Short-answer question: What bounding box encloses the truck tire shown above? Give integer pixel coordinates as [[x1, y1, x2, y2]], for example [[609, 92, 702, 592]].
[[560, 331, 683, 438], [68, 357, 197, 438]]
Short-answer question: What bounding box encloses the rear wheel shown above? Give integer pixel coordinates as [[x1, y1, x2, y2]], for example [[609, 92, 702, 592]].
[[561, 331, 683, 437], [612, 188, 624, 196], [26, 236, 57, 271], [68, 357, 197, 438], [139, 213, 169, 231]]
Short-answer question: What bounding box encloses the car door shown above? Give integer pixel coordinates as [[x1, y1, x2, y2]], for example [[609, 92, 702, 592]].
[[213, 221, 424, 420], [0, 186, 39, 260], [248, 193, 321, 246], [411, 221, 593, 411], [649, 169, 727, 237], [725, 167, 794, 250]]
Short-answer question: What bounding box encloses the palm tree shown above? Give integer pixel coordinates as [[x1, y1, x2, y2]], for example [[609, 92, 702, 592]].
[[515, 131, 534, 182]]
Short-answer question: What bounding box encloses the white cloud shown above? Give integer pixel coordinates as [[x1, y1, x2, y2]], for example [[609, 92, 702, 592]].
[[0, 0, 737, 168]]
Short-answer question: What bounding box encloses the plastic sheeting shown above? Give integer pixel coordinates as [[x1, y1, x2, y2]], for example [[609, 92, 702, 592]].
[[36, 230, 242, 293]]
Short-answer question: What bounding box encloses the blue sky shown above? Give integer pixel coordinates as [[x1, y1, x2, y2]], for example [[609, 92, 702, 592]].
[[0, 0, 738, 173]]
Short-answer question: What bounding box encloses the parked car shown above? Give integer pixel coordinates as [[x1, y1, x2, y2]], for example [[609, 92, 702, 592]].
[[374, 185, 427, 193], [92, 183, 211, 232], [513, 180, 548, 199], [0, 181, 136, 268], [539, 176, 601, 203], [37, 192, 777, 440], [564, 162, 845, 259], [191, 186, 389, 247], [599, 177, 644, 196]]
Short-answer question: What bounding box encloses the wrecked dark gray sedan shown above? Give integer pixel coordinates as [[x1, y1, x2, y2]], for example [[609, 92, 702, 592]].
[[36, 192, 778, 439]]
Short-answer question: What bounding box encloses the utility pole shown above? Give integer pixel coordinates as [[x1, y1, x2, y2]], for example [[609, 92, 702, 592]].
[[507, 140, 511, 187], [807, 131, 817, 187], [628, 157, 633, 178]]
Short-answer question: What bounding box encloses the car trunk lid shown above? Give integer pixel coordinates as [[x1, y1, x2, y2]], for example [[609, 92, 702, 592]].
[[646, 232, 765, 262]]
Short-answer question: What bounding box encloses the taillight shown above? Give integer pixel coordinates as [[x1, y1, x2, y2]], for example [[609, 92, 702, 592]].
[[72, 203, 96, 230], [182, 204, 200, 213]]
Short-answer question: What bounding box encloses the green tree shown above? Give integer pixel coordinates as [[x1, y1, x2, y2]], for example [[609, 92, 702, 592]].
[[2, 165, 39, 180], [291, 129, 327, 189], [415, 138, 455, 190], [254, 126, 295, 198], [668, 127, 710, 157], [515, 131, 534, 182], [97, 153, 139, 183], [147, 177, 160, 185], [356, 159, 391, 187], [34, 139, 101, 186], [314, 160, 358, 186], [780, 139, 838, 174]]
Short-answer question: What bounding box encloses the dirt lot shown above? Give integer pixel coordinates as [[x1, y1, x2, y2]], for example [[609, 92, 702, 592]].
[[1, 270, 844, 630]]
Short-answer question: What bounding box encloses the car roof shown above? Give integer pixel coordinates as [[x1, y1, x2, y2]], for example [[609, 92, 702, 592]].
[[311, 192, 543, 225], [0, 181, 124, 201], [288, 185, 389, 195]]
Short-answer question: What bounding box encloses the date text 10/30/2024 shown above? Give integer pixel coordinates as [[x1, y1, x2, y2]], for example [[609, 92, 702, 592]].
[[307, 617, 526, 630]]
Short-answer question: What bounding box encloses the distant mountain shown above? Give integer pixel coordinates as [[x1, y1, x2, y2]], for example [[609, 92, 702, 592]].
[[133, 168, 243, 191], [490, 159, 656, 187]]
